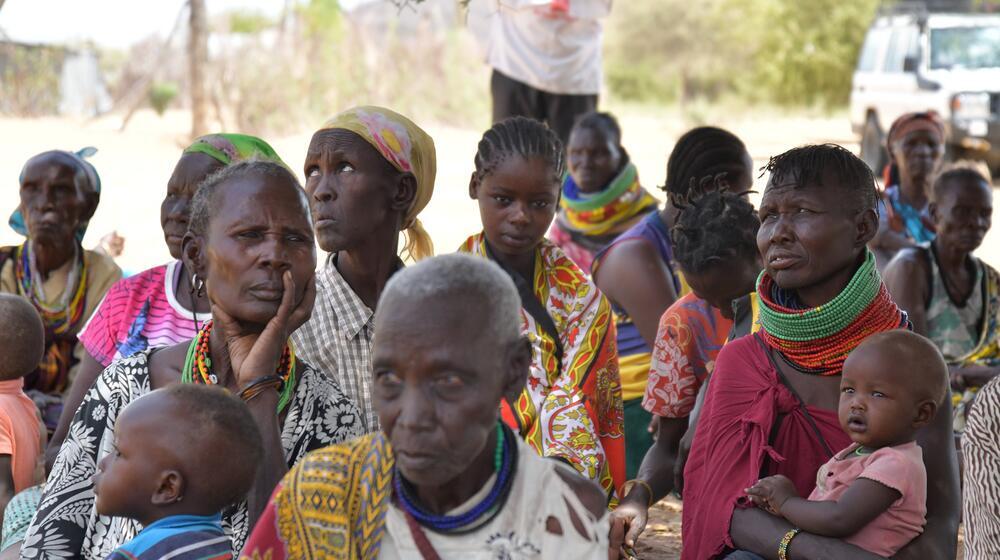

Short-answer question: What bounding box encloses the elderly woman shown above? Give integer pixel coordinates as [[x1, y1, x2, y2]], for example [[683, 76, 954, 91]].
[[293, 106, 436, 433], [885, 165, 999, 430], [870, 112, 946, 268], [548, 112, 658, 271], [20, 160, 362, 559], [241, 254, 610, 559], [1, 148, 121, 423], [48, 133, 283, 464], [592, 127, 754, 480], [656, 145, 959, 560]]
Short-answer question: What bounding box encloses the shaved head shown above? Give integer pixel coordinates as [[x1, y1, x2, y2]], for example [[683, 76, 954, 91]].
[[376, 253, 522, 347], [849, 330, 949, 405], [0, 294, 44, 380]]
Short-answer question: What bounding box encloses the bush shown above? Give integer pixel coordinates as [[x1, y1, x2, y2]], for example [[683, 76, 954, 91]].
[[148, 82, 178, 115], [604, 0, 880, 108]]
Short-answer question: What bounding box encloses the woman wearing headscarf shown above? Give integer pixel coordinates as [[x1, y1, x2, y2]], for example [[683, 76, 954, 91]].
[[292, 106, 436, 433], [21, 160, 362, 559], [870, 111, 946, 268], [47, 134, 284, 465], [1, 148, 122, 425]]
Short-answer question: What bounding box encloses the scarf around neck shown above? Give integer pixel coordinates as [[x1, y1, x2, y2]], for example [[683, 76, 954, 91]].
[[558, 161, 657, 237]]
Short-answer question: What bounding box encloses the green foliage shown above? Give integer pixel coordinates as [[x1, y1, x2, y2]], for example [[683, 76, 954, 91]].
[[605, 0, 881, 108], [148, 81, 178, 116], [229, 11, 275, 34]]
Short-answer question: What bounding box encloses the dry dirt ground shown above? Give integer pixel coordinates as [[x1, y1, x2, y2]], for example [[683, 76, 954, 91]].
[[0, 106, 982, 559]]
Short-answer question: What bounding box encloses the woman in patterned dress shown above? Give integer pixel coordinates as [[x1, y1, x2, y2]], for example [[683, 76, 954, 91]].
[[20, 160, 362, 559], [48, 134, 283, 468]]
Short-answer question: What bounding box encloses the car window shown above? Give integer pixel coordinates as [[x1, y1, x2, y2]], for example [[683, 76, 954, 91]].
[[883, 26, 916, 73], [930, 25, 1000, 70], [859, 26, 889, 72]]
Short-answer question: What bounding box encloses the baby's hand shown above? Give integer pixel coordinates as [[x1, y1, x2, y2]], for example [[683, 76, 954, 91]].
[[746, 475, 799, 515]]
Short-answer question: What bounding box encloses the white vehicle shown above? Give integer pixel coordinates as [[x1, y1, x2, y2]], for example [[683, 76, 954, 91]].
[[850, 3, 1000, 173]]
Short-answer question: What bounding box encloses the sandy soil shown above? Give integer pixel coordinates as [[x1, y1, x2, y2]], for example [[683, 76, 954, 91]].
[[0, 107, 982, 558]]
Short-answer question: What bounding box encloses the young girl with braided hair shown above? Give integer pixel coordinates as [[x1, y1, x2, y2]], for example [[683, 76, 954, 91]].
[[593, 126, 753, 484], [610, 188, 763, 555], [459, 116, 626, 502]]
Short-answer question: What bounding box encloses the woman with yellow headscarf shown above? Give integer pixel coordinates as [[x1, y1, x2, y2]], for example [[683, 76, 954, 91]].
[[292, 106, 437, 432]]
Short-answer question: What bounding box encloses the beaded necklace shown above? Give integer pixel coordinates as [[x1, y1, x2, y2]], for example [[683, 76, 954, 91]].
[[757, 249, 907, 375], [394, 423, 517, 534], [15, 243, 88, 335], [182, 320, 296, 412]]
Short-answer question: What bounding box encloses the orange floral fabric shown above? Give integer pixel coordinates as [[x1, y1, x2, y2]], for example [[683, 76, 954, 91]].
[[643, 293, 731, 418], [460, 233, 625, 499]]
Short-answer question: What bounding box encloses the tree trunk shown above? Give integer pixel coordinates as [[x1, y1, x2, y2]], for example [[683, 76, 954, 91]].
[[189, 0, 209, 139]]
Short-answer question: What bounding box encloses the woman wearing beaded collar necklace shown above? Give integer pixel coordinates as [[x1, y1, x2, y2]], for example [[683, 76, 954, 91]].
[[0, 149, 121, 425], [673, 145, 959, 560], [242, 254, 611, 560], [22, 160, 362, 559]]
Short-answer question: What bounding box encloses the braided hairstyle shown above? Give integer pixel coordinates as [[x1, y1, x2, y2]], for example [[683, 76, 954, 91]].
[[764, 144, 878, 216], [672, 190, 760, 276], [473, 117, 565, 183], [572, 112, 622, 149], [663, 126, 748, 206]]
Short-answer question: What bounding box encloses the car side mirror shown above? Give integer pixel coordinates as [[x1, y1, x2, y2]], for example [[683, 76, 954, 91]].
[[903, 55, 919, 73]]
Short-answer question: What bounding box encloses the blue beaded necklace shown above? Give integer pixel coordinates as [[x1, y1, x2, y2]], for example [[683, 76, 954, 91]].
[[394, 423, 517, 534]]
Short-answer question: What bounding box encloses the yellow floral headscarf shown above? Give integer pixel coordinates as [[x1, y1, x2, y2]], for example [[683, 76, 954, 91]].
[[320, 106, 437, 261]]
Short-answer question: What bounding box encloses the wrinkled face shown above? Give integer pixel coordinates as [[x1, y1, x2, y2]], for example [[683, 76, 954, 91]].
[[892, 129, 944, 183], [471, 156, 560, 261], [303, 129, 401, 253], [199, 174, 316, 325], [161, 152, 224, 259], [567, 127, 622, 193], [839, 348, 924, 448], [18, 153, 91, 245], [757, 175, 871, 305], [372, 296, 517, 487], [94, 395, 172, 519], [683, 257, 760, 320], [932, 177, 993, 255]]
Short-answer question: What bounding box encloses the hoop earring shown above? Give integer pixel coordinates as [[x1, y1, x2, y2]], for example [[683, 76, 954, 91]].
[[191, 273, 206, 298]]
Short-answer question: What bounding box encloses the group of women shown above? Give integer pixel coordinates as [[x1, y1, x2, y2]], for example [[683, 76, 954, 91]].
[[0, 102, 996, 560]]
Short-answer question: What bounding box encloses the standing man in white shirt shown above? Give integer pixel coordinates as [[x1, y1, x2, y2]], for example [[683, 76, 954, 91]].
[[470, 0, 612, 146]]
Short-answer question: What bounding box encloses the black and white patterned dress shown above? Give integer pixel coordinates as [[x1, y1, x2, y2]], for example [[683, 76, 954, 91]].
[[20, 349, 363, 559], [963, 377, 1000, 560]]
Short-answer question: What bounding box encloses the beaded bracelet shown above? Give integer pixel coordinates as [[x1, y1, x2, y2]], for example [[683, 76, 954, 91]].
[[239, 375, 283, 402], [778, 528, 800, 560], [622, 479, 654, 507]]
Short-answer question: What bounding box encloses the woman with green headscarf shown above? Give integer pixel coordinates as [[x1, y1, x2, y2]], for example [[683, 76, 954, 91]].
[[46, 134, 284, 464]]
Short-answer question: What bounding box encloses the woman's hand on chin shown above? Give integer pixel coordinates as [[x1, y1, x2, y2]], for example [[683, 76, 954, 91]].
[[213, 270, 317, 389]]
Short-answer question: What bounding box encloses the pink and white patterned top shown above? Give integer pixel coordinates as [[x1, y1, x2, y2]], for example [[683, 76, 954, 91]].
[[78, 261, 212, 367]]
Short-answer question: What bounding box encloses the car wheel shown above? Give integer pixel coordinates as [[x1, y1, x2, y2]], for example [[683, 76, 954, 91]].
[[861, 114, 887, 174]]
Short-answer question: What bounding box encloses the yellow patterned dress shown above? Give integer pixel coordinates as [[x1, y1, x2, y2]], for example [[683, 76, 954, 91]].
[[459, 233, 625, 500]]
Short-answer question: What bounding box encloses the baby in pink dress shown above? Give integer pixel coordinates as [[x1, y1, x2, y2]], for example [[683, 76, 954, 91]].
[[747, 330, 949, 557]]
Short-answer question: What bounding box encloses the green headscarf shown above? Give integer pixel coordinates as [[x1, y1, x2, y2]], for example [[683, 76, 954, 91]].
[[183, 133, 285, 167]]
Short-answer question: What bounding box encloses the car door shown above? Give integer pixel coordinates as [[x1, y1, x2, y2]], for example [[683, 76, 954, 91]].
[[851, 23, 891, 131], [870, 23, 923, 128]]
